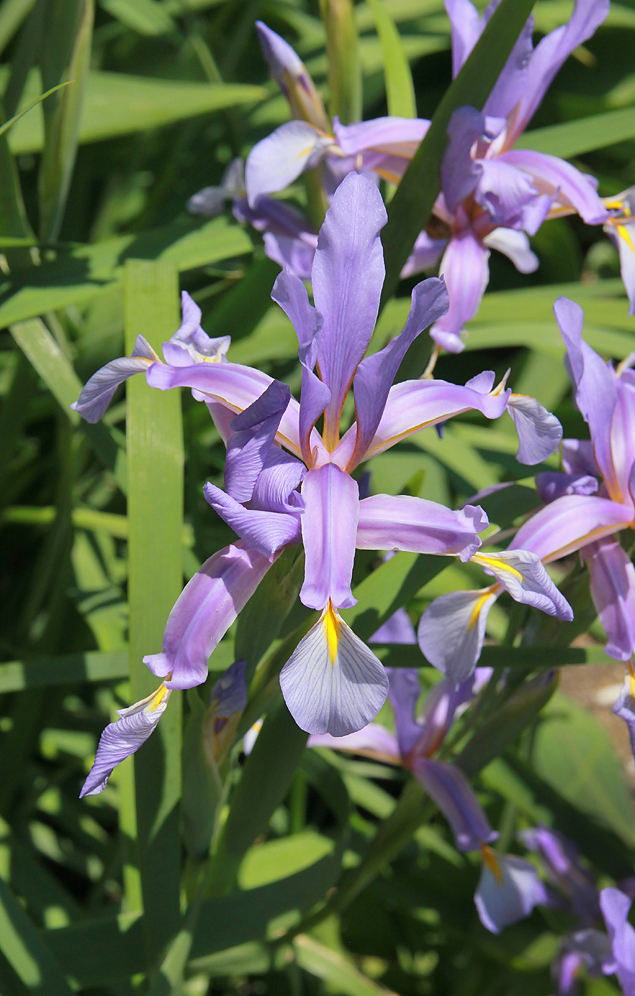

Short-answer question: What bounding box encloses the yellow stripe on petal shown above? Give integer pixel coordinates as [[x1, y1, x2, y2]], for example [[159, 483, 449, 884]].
[[618, 223, 635, 253], [468, 589, 497, 631], [324, 601, 340, 665], [471, 553, 523, 581], [481, 844, 503, 885]]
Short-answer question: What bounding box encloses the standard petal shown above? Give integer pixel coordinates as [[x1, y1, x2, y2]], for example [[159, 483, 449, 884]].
[[224, 380, 292, 502], [411, 756, 497, 851], [445, 0, 482, 76], [430, 232, 490, 354], [369, 607, 416, 645], [308, 722, 400, 762], [144, 542, 274, 689], [71, 335, 157, 422], [245, 121, 333, 205], [440, 106, 484, 214], [499, 150, 608, 225], [400, 230, 447, 279], [581, 538, 635, 660], [300, 464, 359, 610], [600, 887, 635, 995], [250, 446, 306, 512], [163, 291, 231, 366], [312, 172, 387, 447], [280, 605, 389, 735], [386, 668, 422, 757], [471, 549, 572, 619], [351, 277, 449, 466], [506, 394, 563, 465], [475, 853, 548, 934], [483, 228, 538, 274], [417, 588, 497, 685], [535, 471, 598, 503], [475, 158, 537, 226], [80, 684, 171, 797], [357, 377, 510, 460], [356, 495, 487, 561], [203, 484, 301, 559], [511, 493, 633, 562]]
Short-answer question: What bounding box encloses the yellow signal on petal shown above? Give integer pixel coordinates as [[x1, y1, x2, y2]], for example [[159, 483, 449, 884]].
[[481, 844, 503, 885], [471, 553, 523, 581], [324, 602, 340, 665], [147, 683, 168, 712], [618, 223, 635, 253], [467, 590, 495, 631]]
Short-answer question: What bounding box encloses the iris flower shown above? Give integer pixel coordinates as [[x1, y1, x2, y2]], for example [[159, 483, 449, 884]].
[[74, 172, 564, 737], [240, 2, 624, 354], [418, 295, 635, 685], [310, 665, 548, 933]]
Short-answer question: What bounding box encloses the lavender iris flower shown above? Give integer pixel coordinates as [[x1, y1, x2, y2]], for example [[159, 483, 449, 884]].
[[310, 666, 547, 932], [74, 172, 564, 737], [419, 295, 635, 684], [600, 887, 635, 995]]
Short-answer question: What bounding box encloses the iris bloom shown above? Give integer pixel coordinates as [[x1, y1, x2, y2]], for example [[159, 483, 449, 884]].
[[419, 295, 635, 684], [242, 3, 619, 353], [81, 659, 247, 796], [600, 888, 635, 996], [74, 172, 563, 736], [310, 665, 547, 933]]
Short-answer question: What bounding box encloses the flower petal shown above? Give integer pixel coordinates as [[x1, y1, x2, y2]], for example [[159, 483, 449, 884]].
[[499, 150, 608, 225], [483, 228, 538, 274], [80, 684, 171, 797], [430, 231, 490, 354], [333, 116, 429, 159], [144, 541, 274, 689], [612, 672, 635, 764], [312, 172, 387, 447], [471, 549, 572, 619], [369, 607, 416, 645], [224, 380, 292, 502], [400, 230, 447, 279], [245, 121, 333, 206], [300, 463, 359, 610], [475, 158, 537, 225], [506, 394, 563, 464], [512, 493, 632, 562], [562, 438, 599, 476], [256, 21, 329, 131], [417, 588, 497, 684], [600, 887, 635, 994], [386, 668, 422, 757], [445, 0, 482, 76], [204, 483, 301, 559], [263, 230, 316, 280], [163, 291, 231, 366], [535, 471, 598, 503], [308, 722, 400, 762], [605, 217, 635, 317], [350, 277, 449, 466], [440, 106, 484, 214], [356, 494, 487, 561], [250, 446, 306, 512], [71, 335, 157, 423], [411, 756, 497, 851], [475, 853, 548, 934], [581, 538, 635, 660], [280, 605, 389, 735]]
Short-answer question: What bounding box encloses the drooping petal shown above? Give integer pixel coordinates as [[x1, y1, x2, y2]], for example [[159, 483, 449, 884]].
[[350, 277, 449, 466], [163, 291, 231, 367], [440, 106, 485, 214], [511, 493, 633, 562], [483, 228, 538, 274], [600, 887, 635, 995], [224, 380, 292, 502], [312, 172, 387, 447], [308, 722, 400, 762], [605, 217, 635, 317], [417, 588, 498, 684], [355, 376, 510, 460], [203, 483, 302, 559], [499, 150, 608, 225], [356, 495, 488, 561], [506, 394, 563, 464], [471, 549, 572, 619], [255, 21, 329, 131], [414, 674, 476, 757], [80, 684, 171, 797], [445, 0, 482, 76], [300, 463, 359, 610], [581, 538, 635, 661], [71, 335, 158, 423], [411, 756, 498, 851], [280, 604, 389, 735], [333, 116, 429, 159], [535, 471, 598, 503], [245, 121, 334, 206], [386, 668, 422, 757], [369, 607, 417, 645], [144, 542, 274, 689], [475, 852, 548, 934], [430, 231, 490, 354]]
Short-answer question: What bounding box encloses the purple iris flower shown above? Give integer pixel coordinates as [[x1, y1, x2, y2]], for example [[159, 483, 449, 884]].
[[419, 295, 635, 684], [520, 826, 600, 925], [310, 666, 547, 932], [74, 172, 563, 737], [600, 887, 635, 995], [81, 659, 247, 797]]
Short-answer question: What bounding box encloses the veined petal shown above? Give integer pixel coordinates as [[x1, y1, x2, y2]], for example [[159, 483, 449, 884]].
[[144, 541, 273, 689], [224, 380, 291, 502], [308, 722, 400, 762], [300, 464, 359, 610], [605, 217, 635, 317], [71, 335, 158, 423], [483, 228, 538, 274], [411, 756, 497, 851], [356, 495, 487, 561], [280, 604, 389, 735], [475, 158, 537, 226], [245, 121, 334, 206], [312, 173, 387, 448], [599, 887, 635, 995], [430, 231, 490, 354], [511, 493, 633, 562], [417, 588, 498, 685], [506, 394, 563, 464], [80, 684, 171, 797], [475, 852, 548, 934], [471, 549, 572, 619], [358, 377, 510, 460], [350, 277, 448, 467], [387, 668, 422, 757], [581, 538, 635, 661], [203, 484, 301, 559], [251, 447, 306, 512], [499, 150, 608, 225], [256, 21, 329, 131], [440, 106, 484, 213]]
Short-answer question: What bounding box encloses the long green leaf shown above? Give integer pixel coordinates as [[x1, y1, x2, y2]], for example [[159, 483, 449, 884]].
[[515, 106, 635, 158], [294, 934, 399, 996], [123, 259, 183, 964], [380, 0, 536, 301], [366, 0, 415, 117], [0, 876, 73, 995]]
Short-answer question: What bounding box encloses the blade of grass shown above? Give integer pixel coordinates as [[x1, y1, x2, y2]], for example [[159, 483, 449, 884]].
[[0, 877, 74, 995], [366, 0, 416, 118]]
